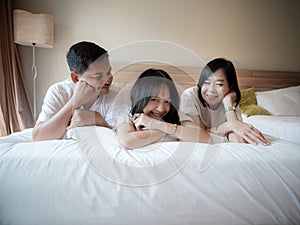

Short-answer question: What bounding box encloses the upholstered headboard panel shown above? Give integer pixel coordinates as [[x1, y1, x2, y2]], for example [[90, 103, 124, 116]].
[[113, 63, 300, 92]]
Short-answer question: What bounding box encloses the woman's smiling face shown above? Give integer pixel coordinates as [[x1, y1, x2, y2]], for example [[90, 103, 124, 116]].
[[201, 68, 230, 109]]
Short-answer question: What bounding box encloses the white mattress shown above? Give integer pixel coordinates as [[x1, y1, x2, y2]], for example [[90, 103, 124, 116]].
[[0, 127, 300, 225], [243, 115, 300, 143]]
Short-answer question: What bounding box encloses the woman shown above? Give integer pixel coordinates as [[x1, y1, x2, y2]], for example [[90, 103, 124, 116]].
[[116, 68, 214, 150], [180, 58, 269, 145]]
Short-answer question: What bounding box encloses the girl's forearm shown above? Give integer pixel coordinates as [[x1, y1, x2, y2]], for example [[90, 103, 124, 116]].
[[119, 129, 166, 150], [154, 120, 215, 144]]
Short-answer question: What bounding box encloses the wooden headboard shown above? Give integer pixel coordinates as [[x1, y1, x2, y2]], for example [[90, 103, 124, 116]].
[[112, 63, 300, 92]]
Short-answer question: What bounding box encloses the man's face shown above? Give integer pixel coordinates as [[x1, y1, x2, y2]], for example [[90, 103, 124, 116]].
[[81, 56, 113, 95]]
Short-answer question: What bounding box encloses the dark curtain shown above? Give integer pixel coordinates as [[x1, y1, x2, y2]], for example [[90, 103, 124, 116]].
[[0, 0, 34, 136]]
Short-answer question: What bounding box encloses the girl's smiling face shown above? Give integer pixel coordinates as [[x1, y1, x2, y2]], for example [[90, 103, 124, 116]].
[[143, 85, 171, 119], [201, 68, 230, 109]]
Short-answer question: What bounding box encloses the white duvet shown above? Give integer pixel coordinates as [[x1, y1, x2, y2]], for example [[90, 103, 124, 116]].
[[0, 127, 300, 225], [243, 115, 300, 144]]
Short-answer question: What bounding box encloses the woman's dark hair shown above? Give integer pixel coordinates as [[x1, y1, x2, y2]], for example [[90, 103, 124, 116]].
[[197, 58, 241, 107], [66, 41, 108, 75], [131, 68, 180, 125]]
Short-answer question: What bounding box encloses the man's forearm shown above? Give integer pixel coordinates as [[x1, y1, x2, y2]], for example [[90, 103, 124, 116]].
[[32, 102, 73, 141]]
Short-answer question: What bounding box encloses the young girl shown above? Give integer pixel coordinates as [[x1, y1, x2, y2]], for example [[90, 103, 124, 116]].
[[180, 58, 269, 145], [116, 68, 214, 150]]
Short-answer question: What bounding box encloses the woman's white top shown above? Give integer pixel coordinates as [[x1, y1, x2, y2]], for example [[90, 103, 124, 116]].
[[180, 86, 242, 129]]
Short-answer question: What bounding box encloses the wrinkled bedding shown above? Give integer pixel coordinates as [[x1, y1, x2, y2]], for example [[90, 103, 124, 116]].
[[0, 127, 299, 225], [243, 115, 300, 143]]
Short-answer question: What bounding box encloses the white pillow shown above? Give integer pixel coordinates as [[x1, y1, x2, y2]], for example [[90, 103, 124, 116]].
[[255, 85, 300, 116]]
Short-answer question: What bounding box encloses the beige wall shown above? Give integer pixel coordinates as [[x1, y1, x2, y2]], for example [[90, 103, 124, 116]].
[[15, 0, 300, 116]]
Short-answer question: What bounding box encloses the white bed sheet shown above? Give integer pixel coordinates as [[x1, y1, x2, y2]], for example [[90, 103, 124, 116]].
[[243, 115, 300, 144], [0, 127, 300, 225]]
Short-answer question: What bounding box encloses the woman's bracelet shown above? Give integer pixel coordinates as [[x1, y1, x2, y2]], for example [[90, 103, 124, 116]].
[[225, 105, 236, 113]]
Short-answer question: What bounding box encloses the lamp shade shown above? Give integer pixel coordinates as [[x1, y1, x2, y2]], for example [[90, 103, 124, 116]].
[[13, 9, 54, 48]]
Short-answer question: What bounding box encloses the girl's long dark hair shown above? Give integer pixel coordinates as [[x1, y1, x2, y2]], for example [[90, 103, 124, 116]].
[[131, 68, 180, 125], [197, 58, 241, 107]]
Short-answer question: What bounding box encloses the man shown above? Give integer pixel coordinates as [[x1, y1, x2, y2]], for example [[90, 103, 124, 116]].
[[32, 41, 118, 141]]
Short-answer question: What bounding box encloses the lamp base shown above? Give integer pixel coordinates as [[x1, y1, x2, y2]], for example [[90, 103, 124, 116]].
[[32, 43, 37, 121]]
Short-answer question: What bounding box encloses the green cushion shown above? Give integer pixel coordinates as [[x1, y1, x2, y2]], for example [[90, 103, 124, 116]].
[[240, 87, 256, 107], [239, 87, 271, 117], [242, 104, 272, 117]]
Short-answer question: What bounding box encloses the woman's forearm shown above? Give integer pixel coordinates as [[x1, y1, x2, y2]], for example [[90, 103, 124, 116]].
[[153, 120, 215, 144]]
